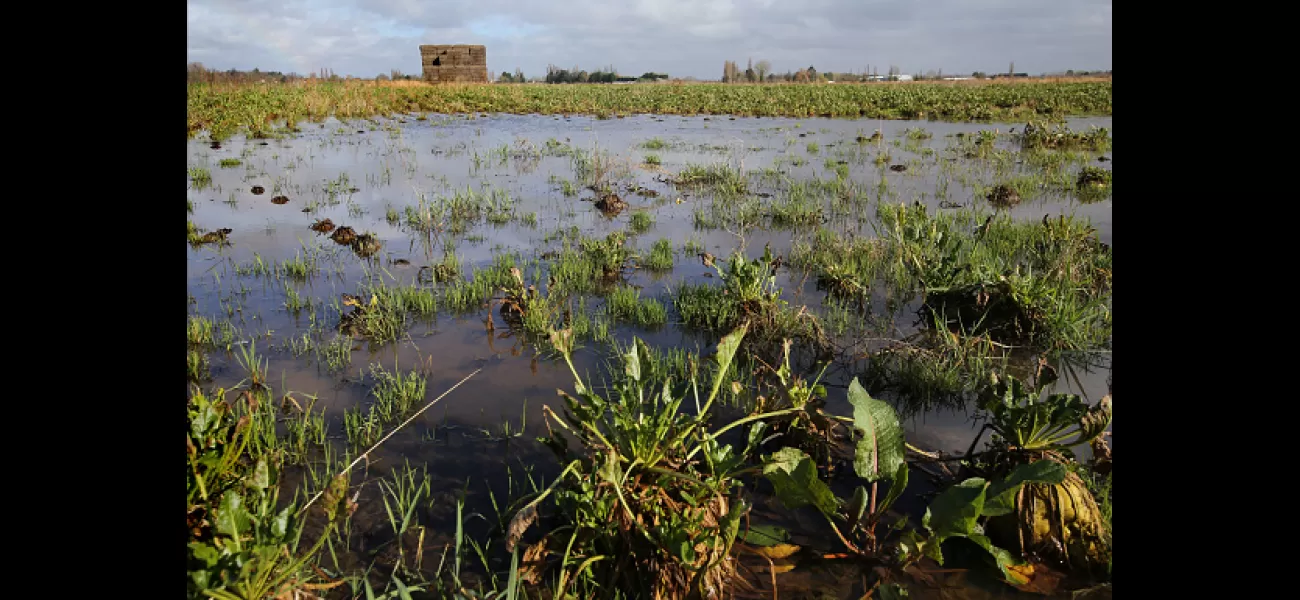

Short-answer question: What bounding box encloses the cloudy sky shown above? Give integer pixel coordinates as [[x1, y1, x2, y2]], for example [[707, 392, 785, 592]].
[[187, 0, 1111, 80]]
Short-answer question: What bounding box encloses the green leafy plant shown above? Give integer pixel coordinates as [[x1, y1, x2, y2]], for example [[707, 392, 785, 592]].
[[510, 324, 802, 598], [760, 378, 908, 556], [894, 462, 1069, 587], [187, 386, 333, 599]]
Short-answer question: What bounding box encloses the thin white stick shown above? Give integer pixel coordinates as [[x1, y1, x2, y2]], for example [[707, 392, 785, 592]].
[[297, 367, 483, 516]]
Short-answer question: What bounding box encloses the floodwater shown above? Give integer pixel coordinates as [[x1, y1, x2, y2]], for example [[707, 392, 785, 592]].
[[187, 113, 1112, 597]]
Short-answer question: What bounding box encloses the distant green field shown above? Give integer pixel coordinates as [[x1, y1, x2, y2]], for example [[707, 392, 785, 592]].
[[187, 80, 1112, 139]]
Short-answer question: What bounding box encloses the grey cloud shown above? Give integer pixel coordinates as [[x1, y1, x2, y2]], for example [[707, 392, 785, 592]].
[[187, 0, 1110, 79]]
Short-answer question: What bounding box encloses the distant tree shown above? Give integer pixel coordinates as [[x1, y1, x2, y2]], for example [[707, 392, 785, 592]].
[[376, 73, 389, 81], [498, 71, 513, 83], [755, 60, 771, 82], [722, 60, 741, 83], [1009, 61, 1015, 77]]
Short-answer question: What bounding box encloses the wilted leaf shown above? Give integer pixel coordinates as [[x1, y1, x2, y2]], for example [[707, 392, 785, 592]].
[[1003, 561, 1064, 595], [741, 524, 789, 546], [518, 537, 550, 585], [922, 478, 987, 541], [506, 504, 538, 552], [762, 447, 839, 518], [750, 543, 801, 559], [847, 378, 905, 482], [1073, 395, 1111, 446], [983, 461, 1067, 517]]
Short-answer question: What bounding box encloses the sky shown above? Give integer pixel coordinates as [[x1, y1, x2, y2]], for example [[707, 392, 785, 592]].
[[186, 0, 1111, 80]]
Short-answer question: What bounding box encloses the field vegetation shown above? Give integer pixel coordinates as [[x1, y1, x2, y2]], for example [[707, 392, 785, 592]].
[[187, 87, 1112, 599]]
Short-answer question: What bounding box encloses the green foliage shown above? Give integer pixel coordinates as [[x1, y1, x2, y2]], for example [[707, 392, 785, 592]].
[[188, 81, 1112, 138], [187, 387, 330, 599], [523, 326, 758, 598], [897, 463, 1067, 585], [979, 373, 1112, 452]]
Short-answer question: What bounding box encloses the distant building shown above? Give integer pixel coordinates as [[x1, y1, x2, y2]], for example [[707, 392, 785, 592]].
[[420, 45, 488, 83], [896, 74, 913, 82]]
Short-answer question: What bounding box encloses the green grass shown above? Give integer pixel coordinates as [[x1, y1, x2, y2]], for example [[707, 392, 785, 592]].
[[644, 238, 674, 270], [628, 211, 654, 234], [189, 167, 212, 187], [641, 137, 668, 150], [219, 158, 242, 168], [605, 286, 668, 328], [675, 162, 749, 196], [643, 153, 662, 166]]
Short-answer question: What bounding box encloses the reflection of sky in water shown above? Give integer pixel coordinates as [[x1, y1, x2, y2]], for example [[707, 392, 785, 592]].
[[188, 113, 1111, 457]]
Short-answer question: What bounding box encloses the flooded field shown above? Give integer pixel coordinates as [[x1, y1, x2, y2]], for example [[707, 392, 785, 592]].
[[188, 111, 1112, 599]]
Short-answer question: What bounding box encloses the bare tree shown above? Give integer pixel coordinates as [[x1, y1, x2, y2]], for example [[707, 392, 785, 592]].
[[755, 60, 771, 82]]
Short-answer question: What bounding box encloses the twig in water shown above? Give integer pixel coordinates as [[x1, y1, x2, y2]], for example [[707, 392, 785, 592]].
[[297, 367, 483, 516]]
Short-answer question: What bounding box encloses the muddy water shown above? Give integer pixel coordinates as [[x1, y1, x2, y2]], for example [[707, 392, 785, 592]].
[[188, 114, 1111, 594]]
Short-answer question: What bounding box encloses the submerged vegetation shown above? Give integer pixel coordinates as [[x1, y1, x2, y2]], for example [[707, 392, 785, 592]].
[[187, 92, 1113, 598]]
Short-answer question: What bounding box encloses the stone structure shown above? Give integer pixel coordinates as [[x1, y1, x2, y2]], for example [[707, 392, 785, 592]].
[[420, 45, 488, 84]]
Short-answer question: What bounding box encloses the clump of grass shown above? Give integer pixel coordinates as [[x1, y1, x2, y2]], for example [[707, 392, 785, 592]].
[[1076, 166, 1112, 190], [189, 167, 213, 188], [605, 286, 668, 328], [283, 285, 307, 312], [675, 248, 828, 357], [219, 158, 242, 168], [641, 137, 668, 150], [187, 315, 237, 347], [319, 335, 352, 373], [681, 237, 705, 256], [770, 193, 822, 226], [1021, 121, 1111, 152], [369, 364, 428, 420], [644, 238, 674, 270], [517, 325, 757, 599], [343, 404, 383, 448], [806, 142, 820, 154], [520, 212, 539, 228], [674, 162, 749, 196], [904, 127, 934, 140], [862, 202, 1112, 351], [643, 153, 662, 166], [277, 251, 319, 280], [629, 211, 654, 234], [385, 206, 400, 225], [864, 314, 1010, 414], [187, 349, 210, 382]]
